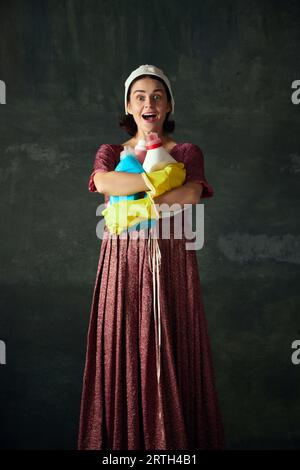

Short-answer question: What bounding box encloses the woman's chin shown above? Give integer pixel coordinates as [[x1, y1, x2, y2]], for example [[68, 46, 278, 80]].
[[141, 121, 161, 132]]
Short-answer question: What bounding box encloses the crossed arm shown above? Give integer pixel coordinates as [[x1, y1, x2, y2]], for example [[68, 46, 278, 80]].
[[93, 171, 203, 206], [154, 182, 203, 206]]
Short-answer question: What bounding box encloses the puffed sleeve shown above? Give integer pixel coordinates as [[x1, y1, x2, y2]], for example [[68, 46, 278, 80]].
[[184, 143, 214, 198], [88, 144, 117, 192]]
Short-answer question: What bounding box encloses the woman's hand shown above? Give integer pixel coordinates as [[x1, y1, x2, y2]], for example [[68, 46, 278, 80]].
[[141, 163, 186, 197]]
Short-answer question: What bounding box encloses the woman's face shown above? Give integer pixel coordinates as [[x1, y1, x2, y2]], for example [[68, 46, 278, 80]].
[[126, 77, 172, 135]]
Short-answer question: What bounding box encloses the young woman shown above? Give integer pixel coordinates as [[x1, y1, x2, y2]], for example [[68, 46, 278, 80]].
[[78, 64, 225, 450]]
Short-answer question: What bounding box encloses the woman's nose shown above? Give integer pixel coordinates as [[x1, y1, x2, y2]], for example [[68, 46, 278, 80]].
[[144, 96, 155, 107]]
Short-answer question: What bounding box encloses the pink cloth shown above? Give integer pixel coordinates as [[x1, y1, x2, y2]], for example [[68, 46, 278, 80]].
[[78, 143, 225, 450]]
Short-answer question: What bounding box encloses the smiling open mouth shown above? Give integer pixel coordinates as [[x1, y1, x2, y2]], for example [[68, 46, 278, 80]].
[[142, 113, 157, 122]]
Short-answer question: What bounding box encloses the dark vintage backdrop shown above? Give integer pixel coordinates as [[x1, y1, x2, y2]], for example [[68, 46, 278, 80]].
[[0, 0, 299, 449]]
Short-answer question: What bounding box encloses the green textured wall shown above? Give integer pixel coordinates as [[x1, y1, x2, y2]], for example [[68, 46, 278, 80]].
[[0, 0, 300, 449]]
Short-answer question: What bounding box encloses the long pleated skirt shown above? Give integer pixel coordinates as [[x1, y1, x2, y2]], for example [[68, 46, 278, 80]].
[[78, 215, 225, 450]]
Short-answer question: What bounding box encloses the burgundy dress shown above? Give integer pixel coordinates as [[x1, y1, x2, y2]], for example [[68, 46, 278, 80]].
[[78, 143, 225, 450]]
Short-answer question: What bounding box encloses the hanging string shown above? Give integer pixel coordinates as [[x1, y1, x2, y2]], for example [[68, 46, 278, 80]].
[[147, 225, 162, 385], [147, 224, 167, 440]]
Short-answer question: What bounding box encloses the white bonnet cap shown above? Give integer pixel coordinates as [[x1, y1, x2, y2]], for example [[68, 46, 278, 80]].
[[124, 64, 175, 115]]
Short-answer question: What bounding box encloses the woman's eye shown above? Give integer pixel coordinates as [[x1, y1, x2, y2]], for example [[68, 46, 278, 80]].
[[137, 95, 161, 100]]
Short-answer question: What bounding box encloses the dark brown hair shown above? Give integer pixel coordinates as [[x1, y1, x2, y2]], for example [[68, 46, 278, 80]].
[[118, 74, 175, 136]]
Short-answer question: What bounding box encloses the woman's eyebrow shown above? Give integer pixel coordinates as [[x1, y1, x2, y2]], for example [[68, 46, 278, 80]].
[[133, 88, 164, 94]]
